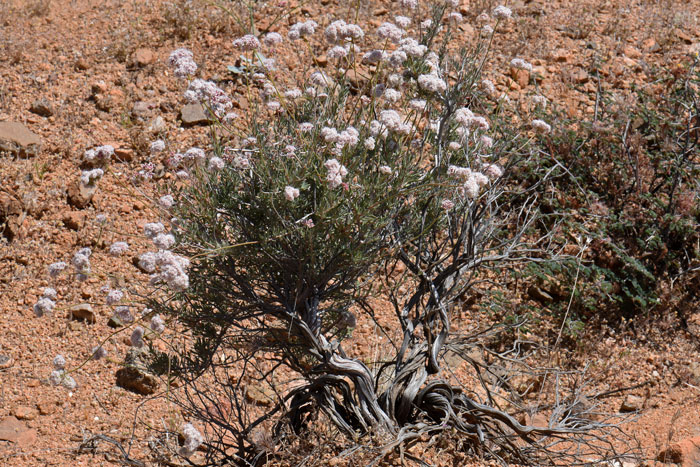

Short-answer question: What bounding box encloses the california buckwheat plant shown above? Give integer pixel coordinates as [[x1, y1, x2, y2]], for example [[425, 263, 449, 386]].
[[37, 1, 628, 465]]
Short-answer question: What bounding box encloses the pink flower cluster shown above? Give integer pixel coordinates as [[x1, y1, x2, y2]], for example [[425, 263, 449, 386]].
[[284, 186, 300, 201], [184, 79, 232, 118], [288, 20, 318, 40], [83, 145, 114, 168], [168, 48, 197, 78], [149, 250, 190, 292], [377, 22, 404, 43], [324, 159, 348, 189], [324, 20, 364, 44], [232, 34, 261, 51]]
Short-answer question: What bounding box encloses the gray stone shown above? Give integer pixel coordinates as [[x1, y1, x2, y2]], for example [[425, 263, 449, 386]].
[[66, 179, 97, 209], [69, 303, 96, 324], [0, 122, 41, 156], [0, 355, 14, 369], [180, 103, 211, 127], [116, 348, 160, 395], [147, 115, 166, 134], [619, 394, 644, 412], [29, 99, 54, 117], [132, 101, 152, 120]]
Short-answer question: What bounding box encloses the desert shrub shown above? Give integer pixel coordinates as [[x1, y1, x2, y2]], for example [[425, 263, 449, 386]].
[[521, 58, 699, 325], [138, 3, 632, 465]]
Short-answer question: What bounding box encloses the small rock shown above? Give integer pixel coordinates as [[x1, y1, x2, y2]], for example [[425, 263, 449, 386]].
[[622, 45, 641, 59], [131, 48, 156, 67], [29, 99, 54, 117], [346, 69, 369, 94], [66, 179, 97, 209], [550, 48, 571, 63], [619, 394, 644, 412], [528, 285, 553, 303], [314, 55, 328, 67], [37, 401, 58, 416], [131, 101, 153, 120], [657, 435, 700, 466], [689, 361, 700, 384], [0, 121, 42, 156], [246, 385, 276, 407], [13, 406, 38, 421], [570, 68, 589, 84], [510, 67, 530, 88], [114, 147, 134, 162], [147, 115, 167, 134], [115, 348, 160, 395], [62, 211, 86, 231], [107, 315, 124, 328], [677, 30, 693, 44], [0, 192, 22, 242], [180, 103, 211, 127], [642, 37, 659, 53], [0, 354, 14, 369], [0, 416, 37, 446], [68, 303, 96, 324], [75, 58, 89, 71]]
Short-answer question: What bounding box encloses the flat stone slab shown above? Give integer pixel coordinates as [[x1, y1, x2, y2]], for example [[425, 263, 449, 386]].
[[0, 416, 37, 447], [180, 103, 211, 127], [0, 122, 41, 156]]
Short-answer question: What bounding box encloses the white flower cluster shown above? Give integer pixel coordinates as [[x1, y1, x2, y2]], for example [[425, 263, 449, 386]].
[[80, 168, 104, 187], [150, 139, 165, 154], [493, 5, 513, 20], [288, 20, 318, 40], [184, 79, 232, 118], [324, 20, 364, 44], [109, 241, 129, 257], [48, 261, 67, 278], [417, 73, 447, 94], [379, 110, 412, 134], [168, 48, 198, 78], [454, 107, 490, 131], [448, 166, 491, 199], [510, 58, 533, 72], [321, 126, 359, 154], [284, 186, 300, 201], [149, 250, 190, 292], [263, 32, 283, 47], [48, 354, 76, 390], [377, 22, 404, 43], [178, 423, 204, 457], [106, 288, 124, 305], [72, 247, 92, 280], [130, 326, 144, 348], [531, 119, 552, 134], [33, 287, 57, 317], [324, 159, 348, 189], [232, 34, 261, 51], [150, 314, 165, 333], [83, 145, 114, 168]]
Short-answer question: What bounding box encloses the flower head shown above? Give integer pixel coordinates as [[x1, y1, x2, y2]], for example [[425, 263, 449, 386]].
[[284, 186, 300, 201], [109, 241, 129, 257], [233, 34, 261, 51], [531, 119, 552, 134], [493, 5, 512, 20], [263, 32, 283, 47], [168, 48, 198, 78]]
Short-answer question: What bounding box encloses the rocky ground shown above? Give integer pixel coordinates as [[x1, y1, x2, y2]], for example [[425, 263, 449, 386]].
[[0, 0, 699, 465]]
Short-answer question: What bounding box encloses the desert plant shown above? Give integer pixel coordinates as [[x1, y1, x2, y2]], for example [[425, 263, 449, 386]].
[[140, 3, 634, 465]]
